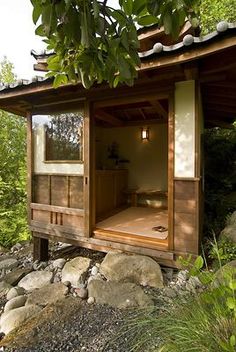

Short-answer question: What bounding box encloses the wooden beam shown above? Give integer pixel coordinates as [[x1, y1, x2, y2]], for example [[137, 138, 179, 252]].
[[149, 99, 168, 119], [33, 236, 49, 261], [94, 108, 124, 126]]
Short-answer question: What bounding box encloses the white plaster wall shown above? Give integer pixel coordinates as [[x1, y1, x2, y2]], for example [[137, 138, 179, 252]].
[[33, 126, 84, 175], [174, 81, 195, 178], [96, 124, 168, 190]]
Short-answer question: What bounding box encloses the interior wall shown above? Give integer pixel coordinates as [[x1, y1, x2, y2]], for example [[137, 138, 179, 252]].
[[95, 124, 168, 191]]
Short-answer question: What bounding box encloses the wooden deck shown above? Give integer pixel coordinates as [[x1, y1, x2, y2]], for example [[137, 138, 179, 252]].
[[94, 207, 168, 249]]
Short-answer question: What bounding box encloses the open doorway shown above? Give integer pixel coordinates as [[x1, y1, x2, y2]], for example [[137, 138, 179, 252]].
[[93, 98, 169, 246]]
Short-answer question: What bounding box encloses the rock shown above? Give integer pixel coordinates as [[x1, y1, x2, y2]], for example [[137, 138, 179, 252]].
[[74, 287, 88, 299], [11, 243, 22, 252], [0, 281, 12, 299], [0, 258, 19, 271], [87, 296, 95, 305], [91, 266, 99, 276], [26, 283, 68, 307], [61, 257, 91, 287], [0, 268, 32, 286], [63, 281, 71, 287], [163, 287, 177, 299], [18, 271, 53, 291], [33, 261, 48, 271], [100, 252, 164, 288], [4, 295, 27, 312], [219, 211, 236, 243], [0, 305, 41, 335], [88, 279, 153, 309], [6, 286, 25, 301], [214, 260, 236, 287], [220, 225, 236, 243], [186, 276, 203, 292], [52, 258, 66, 270]]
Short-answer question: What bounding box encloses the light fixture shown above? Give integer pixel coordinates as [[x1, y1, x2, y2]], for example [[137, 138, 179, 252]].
[[141, 127, 149, 141]]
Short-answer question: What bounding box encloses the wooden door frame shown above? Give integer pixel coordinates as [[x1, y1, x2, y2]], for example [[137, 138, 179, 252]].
[[89, 89, 175, 249]]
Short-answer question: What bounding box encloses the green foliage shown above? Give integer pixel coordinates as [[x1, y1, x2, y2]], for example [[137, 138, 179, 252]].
[[0, 58, 29, 248], [204, 127, 236, 235], [31, 0, 200, 88], [209, 238, 236, 267], [119, 249, 236, 352], [200, 0, 236, 35]]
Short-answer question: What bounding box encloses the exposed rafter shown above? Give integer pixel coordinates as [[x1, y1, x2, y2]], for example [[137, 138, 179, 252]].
[[94, 109, 123, 127], [149, 100, 168, 120]]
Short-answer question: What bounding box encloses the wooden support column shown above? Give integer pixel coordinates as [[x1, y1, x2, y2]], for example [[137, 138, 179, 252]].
[[33, 236, 49, 261], [173, 80, 203, 255], [28, 112, 49, 261], [84, 100, 95, 237]]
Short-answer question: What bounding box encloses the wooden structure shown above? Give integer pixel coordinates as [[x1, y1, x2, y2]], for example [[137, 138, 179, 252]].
[[0, 21, 235, 267]]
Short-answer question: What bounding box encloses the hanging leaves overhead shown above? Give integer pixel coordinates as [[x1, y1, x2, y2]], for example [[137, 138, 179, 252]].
[[31, 0, 200, 88]]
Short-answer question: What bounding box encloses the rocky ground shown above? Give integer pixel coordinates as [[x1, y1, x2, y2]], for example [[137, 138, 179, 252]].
[[0, 241, 203, 352]]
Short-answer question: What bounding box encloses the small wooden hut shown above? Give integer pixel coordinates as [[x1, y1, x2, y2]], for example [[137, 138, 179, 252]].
[[0, 21, 235, 267]]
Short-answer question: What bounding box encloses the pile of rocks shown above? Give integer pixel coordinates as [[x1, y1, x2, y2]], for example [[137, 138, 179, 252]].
[[0, 241, 203, 341]]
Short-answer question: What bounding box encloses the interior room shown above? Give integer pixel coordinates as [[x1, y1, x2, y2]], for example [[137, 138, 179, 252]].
[[93, 99, 169, 243]]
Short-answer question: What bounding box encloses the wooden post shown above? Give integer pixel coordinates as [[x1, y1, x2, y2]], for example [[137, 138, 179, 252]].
[[33, 235, 49, 261], [168, 92, 175, 251]]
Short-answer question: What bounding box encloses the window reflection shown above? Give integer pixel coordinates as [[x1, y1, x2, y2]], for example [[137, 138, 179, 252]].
[[33, 112, 83, 162]]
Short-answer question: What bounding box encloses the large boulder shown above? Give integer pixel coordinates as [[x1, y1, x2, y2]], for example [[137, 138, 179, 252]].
[[18, 271, 53, 291], [4, 295, 27, 312], [26, 283, 68, 307], [214, 260, 236, 287], [100, 252, 164, 288], [61, 257, 91, 287], [0, 268, 32, 286], [88, 279, 153, 309], [0, 281, 12, 299], [220, 211, 236, 243], [0, 305, 41, 335], [0, 258, 19, 271], [6, 286, 25, 301]]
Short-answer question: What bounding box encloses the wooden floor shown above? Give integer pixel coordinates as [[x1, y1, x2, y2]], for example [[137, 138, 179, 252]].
[[96, 207, 168, 240]]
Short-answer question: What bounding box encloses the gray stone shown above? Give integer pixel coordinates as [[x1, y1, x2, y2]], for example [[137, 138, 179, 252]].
[[33, 261, 48, 271], [52, 258, 66, 270], [0, 268, 31, 286], [74, 287, 88, 299], [88, 279, 153, 309], [220, 225, 236, 243], [176, 270, 188, 286], [0, 305, 41, 335], [227, 211, 236, 226], [26, 282, 68, 307], [11, 243, 22, 252], [18, 271, 53, 291], [0, 258, 19, 271], [0, 281, 12, 299], [87, 296, 95, 305], [91, 266, 99, 276], [4, 295, 27, 312], [100, 252, 164, 288], [214, 260, 236, 287], [6, 286, 25, 301], [163, 287, 177, 299], [61, 257, 91, 287]]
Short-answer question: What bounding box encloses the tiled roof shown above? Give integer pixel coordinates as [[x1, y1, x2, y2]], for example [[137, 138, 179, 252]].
[[0, 21, 235, 92]]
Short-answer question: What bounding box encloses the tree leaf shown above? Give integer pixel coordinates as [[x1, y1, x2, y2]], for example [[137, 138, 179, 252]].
[[194, 256, 204, 270], [137, 14, 158, 26], [226, 297, 236, 310]]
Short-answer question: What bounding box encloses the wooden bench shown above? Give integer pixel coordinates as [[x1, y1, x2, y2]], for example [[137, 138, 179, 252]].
[[124, 188, 168, 207]]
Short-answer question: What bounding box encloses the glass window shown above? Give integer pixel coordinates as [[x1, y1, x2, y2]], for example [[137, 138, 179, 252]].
[[33, 111, 83, 162]]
